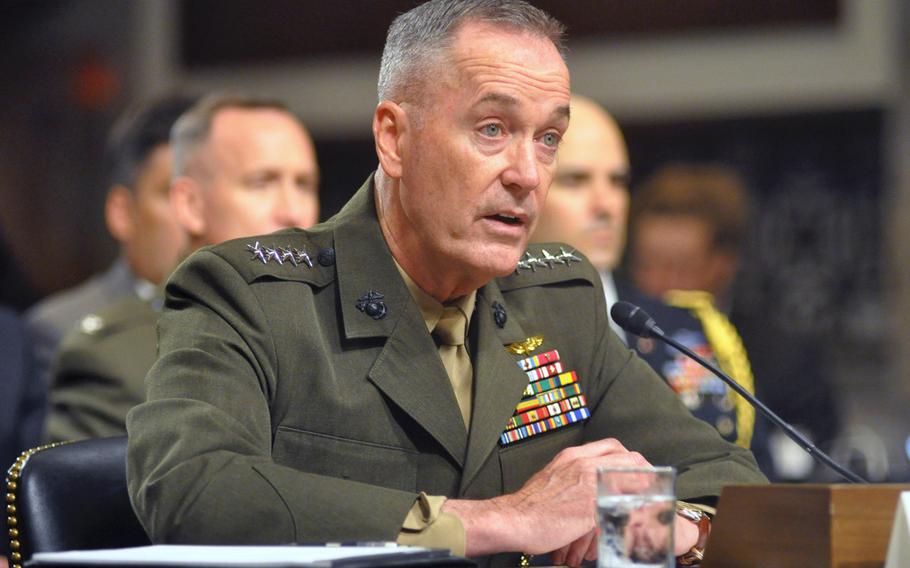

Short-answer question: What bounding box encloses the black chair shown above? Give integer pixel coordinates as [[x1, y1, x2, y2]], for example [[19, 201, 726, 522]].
[[5, 436, 150, 567]]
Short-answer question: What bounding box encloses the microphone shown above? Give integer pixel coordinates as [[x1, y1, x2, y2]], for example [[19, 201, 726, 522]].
[[610, 300, 866, 484]]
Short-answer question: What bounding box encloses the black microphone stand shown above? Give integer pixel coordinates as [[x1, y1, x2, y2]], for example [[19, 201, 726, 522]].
[[653, 327, 866, 484]]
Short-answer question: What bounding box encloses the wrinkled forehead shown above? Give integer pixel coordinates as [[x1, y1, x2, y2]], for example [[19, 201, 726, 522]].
[[448, 21, 570, 100], [558, 126, 629, 173]]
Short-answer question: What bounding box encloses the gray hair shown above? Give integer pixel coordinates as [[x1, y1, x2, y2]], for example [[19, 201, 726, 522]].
[[170, 93, 298, 177], [377, 0, 566, 103]]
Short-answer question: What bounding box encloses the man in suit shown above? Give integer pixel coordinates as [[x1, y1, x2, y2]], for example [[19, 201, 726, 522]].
[[46, 94, 320, 441], [0, 306, 44, 566], [25, 96, 195, 387], [126, 2, 765, 567], [0, 307, 42, 472], [531, 96, 757, 450]]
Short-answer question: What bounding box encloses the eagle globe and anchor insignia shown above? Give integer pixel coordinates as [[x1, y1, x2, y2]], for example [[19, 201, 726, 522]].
[[356, 290, 388, 320]]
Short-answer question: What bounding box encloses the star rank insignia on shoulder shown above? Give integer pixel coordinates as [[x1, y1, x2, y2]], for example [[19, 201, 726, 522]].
[[515, 247, 580, 273], [500, 344, 590, 446], [228, 235, 335, 286], [247, 241, 314, 267]]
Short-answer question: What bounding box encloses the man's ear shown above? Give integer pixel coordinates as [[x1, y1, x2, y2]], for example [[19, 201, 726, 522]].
[[170, 177, 205, 238], [105, 185, 134, 243], [373, 100, 409, 180]]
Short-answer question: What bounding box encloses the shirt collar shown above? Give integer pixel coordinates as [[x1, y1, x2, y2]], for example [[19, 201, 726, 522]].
[[393, 260, 476, 335]]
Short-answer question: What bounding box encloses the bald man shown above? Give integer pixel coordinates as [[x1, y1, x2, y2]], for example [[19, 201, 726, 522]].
[[532, 96, 631, 337], [532, 96, 758, 450]]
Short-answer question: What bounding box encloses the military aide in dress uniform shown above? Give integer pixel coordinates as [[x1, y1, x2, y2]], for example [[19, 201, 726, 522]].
[[126, 2, 766, 568]]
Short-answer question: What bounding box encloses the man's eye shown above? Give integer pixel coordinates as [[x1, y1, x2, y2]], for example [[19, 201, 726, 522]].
[[555, 174, 585, 188], [540, 132, 560, 148], [481, 123, 502, 137]]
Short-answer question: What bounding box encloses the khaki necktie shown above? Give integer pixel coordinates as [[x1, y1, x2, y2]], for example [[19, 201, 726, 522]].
[[433, 306, 473, 430], [664, 289, 755, 448]]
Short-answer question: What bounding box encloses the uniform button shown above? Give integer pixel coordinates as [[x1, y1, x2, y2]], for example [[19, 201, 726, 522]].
[[80, 314, 104, 334], [491, 301, 507, 328], [318, 248, 336, 267]]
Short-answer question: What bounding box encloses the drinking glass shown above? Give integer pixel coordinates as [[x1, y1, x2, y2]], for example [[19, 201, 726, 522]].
[[597, 466, 676, 568]]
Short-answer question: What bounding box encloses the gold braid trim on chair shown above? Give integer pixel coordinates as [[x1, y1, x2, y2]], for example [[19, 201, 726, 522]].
[[5, 441, 73, 568], [664, 290, 755, 449]]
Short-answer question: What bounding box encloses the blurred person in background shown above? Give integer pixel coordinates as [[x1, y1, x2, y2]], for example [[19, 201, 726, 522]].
[[629, 164, 748, 309], [531, 96, 760, 455], [46, 94, 320, 441], [0, 304, 43, 566], [24, 96, 196, 388], [629, 164, 840, 480]]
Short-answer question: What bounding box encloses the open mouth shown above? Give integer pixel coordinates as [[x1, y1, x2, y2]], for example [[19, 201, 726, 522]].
[[490, 214, 523, 226]]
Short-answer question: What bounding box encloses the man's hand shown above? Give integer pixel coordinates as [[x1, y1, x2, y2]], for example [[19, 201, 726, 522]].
[[673, 513, 700, 555], [442, 438, 650, 564]]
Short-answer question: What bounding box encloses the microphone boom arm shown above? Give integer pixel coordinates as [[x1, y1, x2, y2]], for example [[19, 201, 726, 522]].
[[655, 329, 866, 484]]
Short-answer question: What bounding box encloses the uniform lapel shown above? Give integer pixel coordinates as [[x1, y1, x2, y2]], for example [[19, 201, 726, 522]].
[[367, 310, 468, 466], [460, 283, 530, 492], [333, 178, 467, 466]]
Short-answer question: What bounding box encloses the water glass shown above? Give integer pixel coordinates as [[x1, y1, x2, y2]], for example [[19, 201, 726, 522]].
[[597, 466, 676, 568]]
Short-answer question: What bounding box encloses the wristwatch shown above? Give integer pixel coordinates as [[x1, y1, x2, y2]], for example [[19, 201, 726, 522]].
[[675, 505, 712, 566]]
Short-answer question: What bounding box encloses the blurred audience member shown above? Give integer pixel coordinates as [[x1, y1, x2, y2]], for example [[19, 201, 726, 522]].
[[0, 305, 44, 564], [629, 164, 748, 308], [47, 94, 320, 441], [531, 96, 757, 452], [25, 96, 196, 388], [630, 164, 840, 480], [0, 231, 36, 311]]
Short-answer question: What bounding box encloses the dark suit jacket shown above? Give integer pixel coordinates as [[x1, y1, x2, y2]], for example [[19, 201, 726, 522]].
[[0, 306, 45, 558], [1, 307, 44, 469], [126, 178, 764, 567]]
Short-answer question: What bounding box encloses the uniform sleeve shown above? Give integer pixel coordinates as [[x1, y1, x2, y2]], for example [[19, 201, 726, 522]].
[[396, 494, 465, 554], [47, 362, 132, 442], [126, 250, 418, 544]]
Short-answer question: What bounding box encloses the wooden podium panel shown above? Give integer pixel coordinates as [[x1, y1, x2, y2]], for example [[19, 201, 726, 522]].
[[702, 484, 910, 568]]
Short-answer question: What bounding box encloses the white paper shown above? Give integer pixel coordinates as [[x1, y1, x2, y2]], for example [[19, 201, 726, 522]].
[[885, 492, 910, 568], [30, 544, 435, 566]]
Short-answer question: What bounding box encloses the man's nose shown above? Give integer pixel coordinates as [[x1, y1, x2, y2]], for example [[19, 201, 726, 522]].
[[591, 179, 624, 216], [502, 138, 540, 193], [274, 182, 305, 228]]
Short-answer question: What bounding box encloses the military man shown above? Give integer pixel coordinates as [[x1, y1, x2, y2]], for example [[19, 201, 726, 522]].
[[25, 96, 195, 387], [629, 163, 838, 479], [46, 94, 320, 441], [127, 2, 765, 567], [531, 96, 757, 450]]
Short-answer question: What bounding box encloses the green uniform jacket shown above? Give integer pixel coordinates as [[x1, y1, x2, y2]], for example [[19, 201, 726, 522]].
[[48, 295, 160, 442], [127, 178, 765, 567]]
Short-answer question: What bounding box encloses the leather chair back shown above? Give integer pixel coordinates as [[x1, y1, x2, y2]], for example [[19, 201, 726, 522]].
[[5, 436, 150, 567]]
